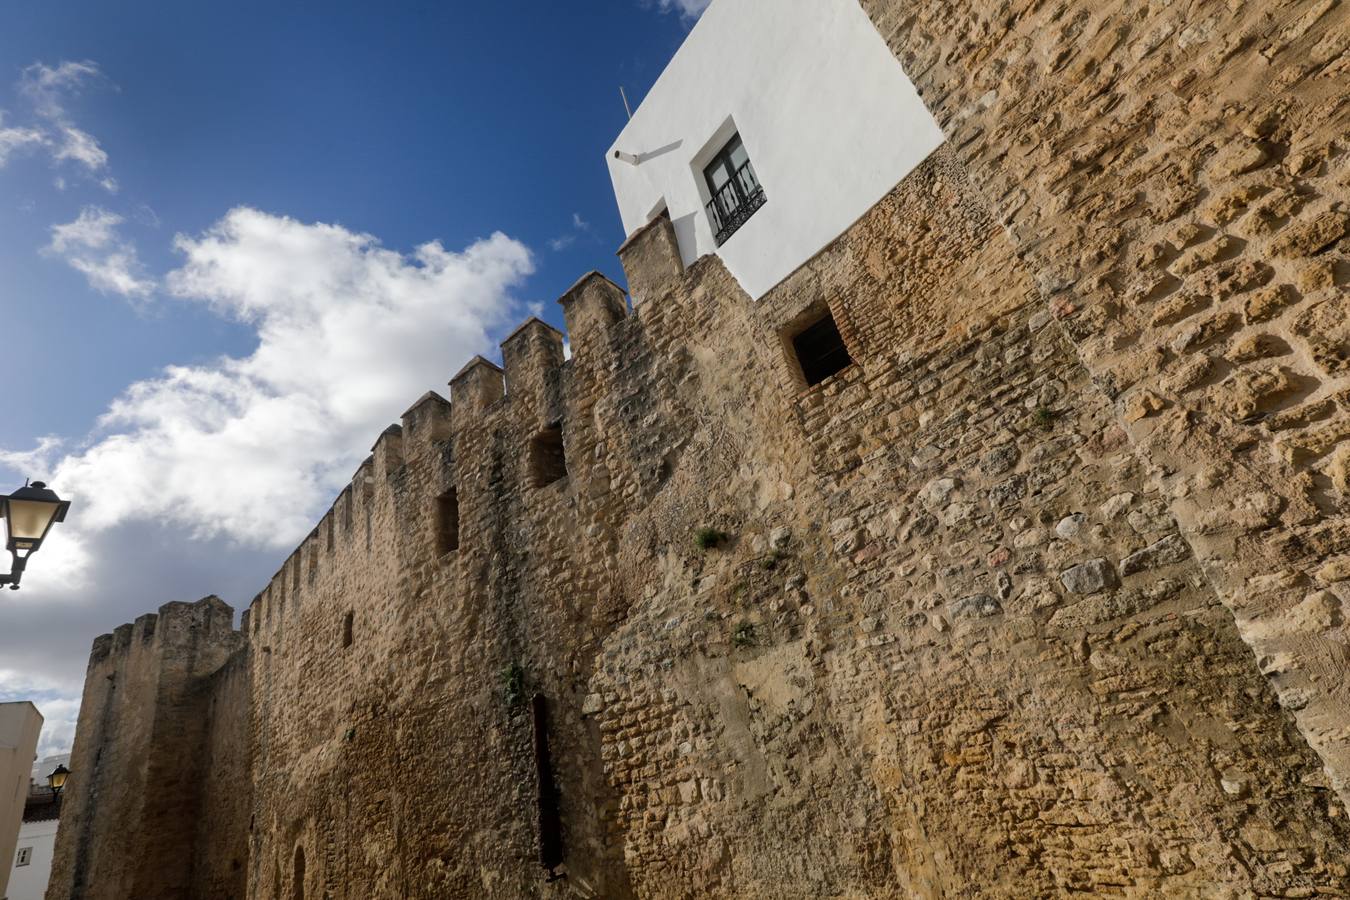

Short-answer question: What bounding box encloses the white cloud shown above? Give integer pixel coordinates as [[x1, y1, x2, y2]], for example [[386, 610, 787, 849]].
[[19, 61, 103, 117], [8, 60, 115, 188], [650, 0, 711, 19], [548, 211, 592, 252], [53, 125, 109, 173], [45, 206, 154, 298], [48, 206, 120, 251], [35, 699, 80, 757], [41, 208, 532, 551], [0, 112, 48, 166], [0, 436, 64, 472]]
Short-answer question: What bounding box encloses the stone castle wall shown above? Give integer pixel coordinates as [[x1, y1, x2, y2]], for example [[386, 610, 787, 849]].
[[858, 0, 1350, 799], [46, 1, 1350, 897], [46, 598, 245, 899]]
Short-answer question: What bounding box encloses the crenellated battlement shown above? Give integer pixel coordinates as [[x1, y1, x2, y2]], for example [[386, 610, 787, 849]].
[[238, 231, 690, 614], [615, 211, 684, 307], [228, 251, 677, 659], [400, 391, 452, 446], [89, 595, 239, 669], [449, 355, 506, 422], [83, 143, 1044, 682], [48, 1, 1350, 894], [557, 272, 630, 358]]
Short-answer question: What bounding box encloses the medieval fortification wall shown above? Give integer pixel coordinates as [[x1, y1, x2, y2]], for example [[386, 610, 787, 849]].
[[47, 0, 1350, 897]]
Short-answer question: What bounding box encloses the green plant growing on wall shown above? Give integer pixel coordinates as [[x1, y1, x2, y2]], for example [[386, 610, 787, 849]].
[[695, 527, 729, 551], [502, 662, 526, 708], [1032, 406, 1057, 429], [732, 622, 756, 648]]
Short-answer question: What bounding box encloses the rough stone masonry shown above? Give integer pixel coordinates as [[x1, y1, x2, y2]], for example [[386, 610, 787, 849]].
[[46, 0, 1350, 897]]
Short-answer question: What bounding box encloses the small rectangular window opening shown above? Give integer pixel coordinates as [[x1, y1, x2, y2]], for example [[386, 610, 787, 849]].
[[17, 847, 32, 866], [436, 490, 460, 554], [341, 611, 353, 649], [532, 694, 565, 875], [703, 132, 766, 246], [529, 426, 568, 488], [792, 311, 853, 387]]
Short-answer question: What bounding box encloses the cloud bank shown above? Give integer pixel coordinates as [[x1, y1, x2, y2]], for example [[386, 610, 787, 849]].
[[41, 209, 532, 552]]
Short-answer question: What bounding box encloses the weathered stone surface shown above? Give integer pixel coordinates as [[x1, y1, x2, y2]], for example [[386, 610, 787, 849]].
[[1055, 513, 1086, 539], [1244, 284, 1298, 323], [1270, 211, 1348, 258], [45, 599, 248, 900], [1120, 534, 1191, 575], [861, 0, 1350, 822], [948, 593, 1001, 619], [1048, 578, 1185, 629], [1060, 558, 1119, 594], [920, 476, 959, 508], [1210, 142, 1270, 180]]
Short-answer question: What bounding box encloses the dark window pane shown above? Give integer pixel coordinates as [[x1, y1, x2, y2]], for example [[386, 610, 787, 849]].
[[703, 132, 767, 246]]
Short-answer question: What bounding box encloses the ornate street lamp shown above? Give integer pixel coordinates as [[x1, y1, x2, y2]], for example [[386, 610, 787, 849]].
[[0, 481, 70, 590], [47, 764, 70, 798]]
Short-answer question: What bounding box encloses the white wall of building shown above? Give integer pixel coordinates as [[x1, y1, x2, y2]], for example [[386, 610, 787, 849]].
[[0, 703, 42, 900], [6, 754, 70, 900], [5, 818, 57, 900], [606, 0, 944, 300]]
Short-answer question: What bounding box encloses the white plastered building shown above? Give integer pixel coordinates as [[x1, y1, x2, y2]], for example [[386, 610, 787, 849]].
[[606, 0, 944, 301], [5, 754, 68, 900]]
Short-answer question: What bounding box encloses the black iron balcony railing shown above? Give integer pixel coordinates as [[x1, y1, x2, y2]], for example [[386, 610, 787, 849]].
[[705, 161, 766, 246]]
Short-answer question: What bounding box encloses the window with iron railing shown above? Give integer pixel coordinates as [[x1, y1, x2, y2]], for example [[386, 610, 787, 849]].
[[703, 133, 765, 246]]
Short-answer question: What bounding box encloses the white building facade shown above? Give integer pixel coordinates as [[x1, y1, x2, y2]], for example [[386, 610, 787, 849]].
[[5, 755, 68, 900], [606, 0, 944, 300], [6, 818, 58, 900]]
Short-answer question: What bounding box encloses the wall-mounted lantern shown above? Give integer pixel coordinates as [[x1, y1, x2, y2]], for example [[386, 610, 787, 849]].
[[0, 480, 71, 590], [48, 763, 70, 798]]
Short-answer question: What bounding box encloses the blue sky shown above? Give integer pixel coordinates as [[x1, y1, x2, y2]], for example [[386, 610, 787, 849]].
[[0, 0, 708, 754]]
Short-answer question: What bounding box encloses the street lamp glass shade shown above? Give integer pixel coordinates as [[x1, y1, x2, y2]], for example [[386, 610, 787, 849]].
[[48, 764, 70, 791], [3, 481, 69, 555]]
